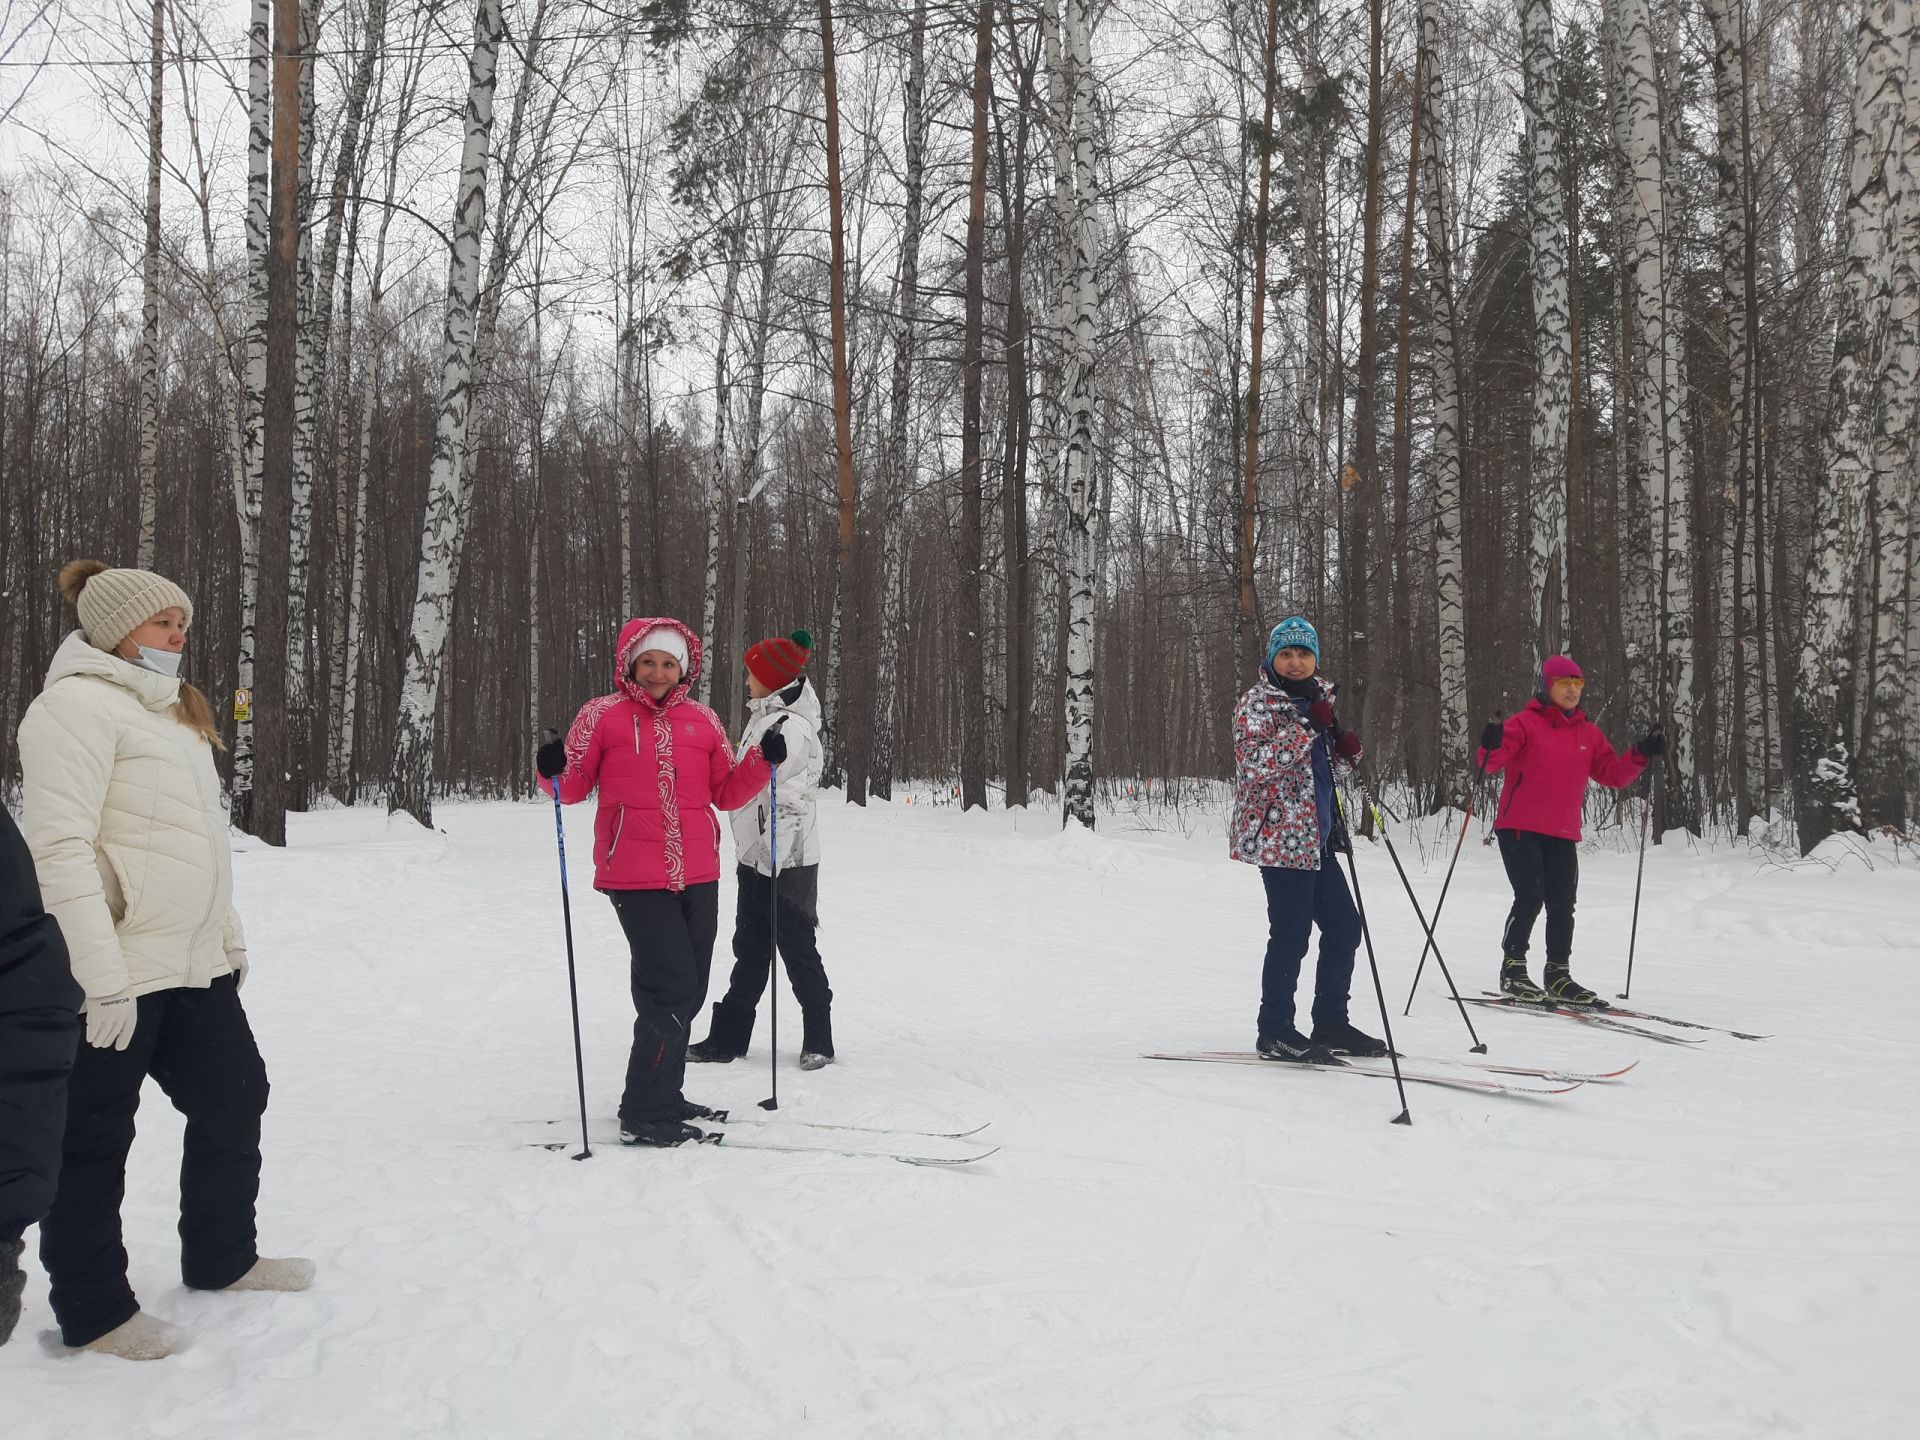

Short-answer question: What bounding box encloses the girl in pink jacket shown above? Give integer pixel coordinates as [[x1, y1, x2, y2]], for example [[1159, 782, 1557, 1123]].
[[1476, 655, 1664, 1005], [536, 617, 784, 1146]]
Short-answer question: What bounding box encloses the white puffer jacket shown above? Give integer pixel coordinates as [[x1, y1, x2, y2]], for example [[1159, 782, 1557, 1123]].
[[17, 631, 245, 1000], [729, 678, 823, 875]]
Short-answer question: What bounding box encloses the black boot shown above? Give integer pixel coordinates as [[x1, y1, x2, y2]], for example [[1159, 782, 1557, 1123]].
[[1542, 962, 1604, 1007], [1, 1232, 24, 1346], [1255, 1029, 1344, 1066], [687, 1001, 755, 1062], [619, 1117, 713, 1147], [1310, 1019, 1388, 1058], [678, 1099, 729, 1122], [799, 1008, 834, 1071]]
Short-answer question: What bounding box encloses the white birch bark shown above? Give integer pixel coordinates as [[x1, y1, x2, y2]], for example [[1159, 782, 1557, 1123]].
[[698, 230, 745, 709], [1519, 0, 1572, 659], [136, 0, 161, 571], [1794, 0, 1907, 849], [1421, 0, 1468, 789], [284, 0, 320, 775], [869, 0, 927, 802], [388, 0, 506, 826], [1867, 10, 1917, 825], [1617, 0, 1696, 825], [1059, 0, 1099, 830], [233, 0, 271, 816]]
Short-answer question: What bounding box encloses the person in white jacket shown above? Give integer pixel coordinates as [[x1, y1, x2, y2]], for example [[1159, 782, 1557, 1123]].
[[689, 630, 835, 1069], [16, 561, 312, 1361]]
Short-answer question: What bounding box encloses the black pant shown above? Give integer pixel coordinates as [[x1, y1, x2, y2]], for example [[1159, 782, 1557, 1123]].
[[39, 974, 267, 1347], [609, 883, 720, 1127], [720, 865, 832, 1018], [1258, 845, 1361, 1039], [1498, 829, 1579, 965]]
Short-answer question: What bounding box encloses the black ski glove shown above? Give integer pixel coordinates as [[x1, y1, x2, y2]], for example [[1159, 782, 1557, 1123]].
[[1634, 728, 1667, 759], [759, 719, 789, 767], [1478, 718, 1504, 753], [536, 730, 567, 779]]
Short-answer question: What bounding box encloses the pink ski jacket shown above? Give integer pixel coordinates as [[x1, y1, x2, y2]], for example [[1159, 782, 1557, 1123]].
[[1477, 697, 1647, 842], [541, 617, 771, 892]]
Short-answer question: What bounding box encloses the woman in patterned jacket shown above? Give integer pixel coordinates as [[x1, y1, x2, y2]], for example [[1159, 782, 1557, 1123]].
[[1229, 615, 1382, 1063]]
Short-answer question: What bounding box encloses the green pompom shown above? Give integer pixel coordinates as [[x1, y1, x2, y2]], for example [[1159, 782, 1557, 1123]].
[[790, 628, 814, 650]]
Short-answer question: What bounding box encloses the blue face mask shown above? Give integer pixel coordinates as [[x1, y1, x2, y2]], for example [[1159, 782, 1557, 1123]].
[[131, 645, 183, 678]]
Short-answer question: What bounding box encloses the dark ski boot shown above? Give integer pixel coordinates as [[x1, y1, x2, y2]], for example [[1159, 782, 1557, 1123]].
[[799, 1008, 834, 1071], [678, 1099, 728, 1123], [1543, 963, 1606, 1008], [1256, 1030, 1346, 1066], [1499, 956, 1548, 1002], [619, 1118, 711, 1147], [687, 1001, 754, 1063], [1309, 1019, 1389, 1058]]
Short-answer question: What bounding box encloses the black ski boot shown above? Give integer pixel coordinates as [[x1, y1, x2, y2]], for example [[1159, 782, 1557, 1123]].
[[799, 1008, 834, 1072], [1499, 955, 1548, 1002], [1543, 962, 1606, 1008], [1310, 1019, 1388, 1058], [619, 1117, 711, 1147], [1255, 1029, 1345, 1066], [1, 1234, 24, 1346], [678, 1099, 728, 1123], [687, 1001, 754, 1063]]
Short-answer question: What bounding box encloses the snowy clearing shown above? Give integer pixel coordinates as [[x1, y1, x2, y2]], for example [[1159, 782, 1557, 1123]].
[[5, 795, 1917, 1439]]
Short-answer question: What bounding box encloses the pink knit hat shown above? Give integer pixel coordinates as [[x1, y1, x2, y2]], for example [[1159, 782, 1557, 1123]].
[[1541, 655, 1584, 684]]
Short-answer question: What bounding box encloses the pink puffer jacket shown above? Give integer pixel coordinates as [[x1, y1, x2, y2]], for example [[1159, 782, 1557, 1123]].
[[1477, 697, 1647, 842], [541, 617, 770, 892]]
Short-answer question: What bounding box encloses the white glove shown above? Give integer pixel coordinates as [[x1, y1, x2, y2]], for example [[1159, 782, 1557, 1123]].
[[83, 991, 138, 1051], [228, 949, 250, 990]]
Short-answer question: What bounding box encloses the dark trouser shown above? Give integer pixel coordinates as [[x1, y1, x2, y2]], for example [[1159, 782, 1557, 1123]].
[[609, 883, 720, 1127], [720, 864, 832, 1021], [1258, 845, 1361, 1039], [39, 974, 267, 1347], [1498, 829, 1579, 965]]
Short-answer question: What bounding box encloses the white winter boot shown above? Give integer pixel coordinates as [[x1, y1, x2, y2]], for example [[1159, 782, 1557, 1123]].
[[225, 1256, 316, 1292], [81, 1311, 188, 1361]]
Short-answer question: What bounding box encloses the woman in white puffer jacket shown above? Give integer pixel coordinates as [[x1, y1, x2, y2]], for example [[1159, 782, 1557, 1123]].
[[16, 560, 311, 1361]]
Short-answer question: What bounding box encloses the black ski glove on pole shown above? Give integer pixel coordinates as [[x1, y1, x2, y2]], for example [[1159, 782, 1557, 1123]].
[[759, 719, 789, 766], [536, 730, 567, 779], [1478, 718, 1504, 753], [1634, 728, 1668, 759]]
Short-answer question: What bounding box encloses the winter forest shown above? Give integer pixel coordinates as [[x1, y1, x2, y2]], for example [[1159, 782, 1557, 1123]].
[[0, 0, 1915, 854]]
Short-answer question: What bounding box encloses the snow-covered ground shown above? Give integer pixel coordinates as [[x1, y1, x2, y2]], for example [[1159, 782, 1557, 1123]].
[[5, 793, 1917, 1438]]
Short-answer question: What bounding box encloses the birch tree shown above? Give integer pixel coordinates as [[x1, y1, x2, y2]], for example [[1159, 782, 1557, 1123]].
[[232, 0, 270, 828], [958, 0, 994, 812], [135, 0, 161, 571], [1520, 0, 1572, 658], [389, 0, 506, 827]]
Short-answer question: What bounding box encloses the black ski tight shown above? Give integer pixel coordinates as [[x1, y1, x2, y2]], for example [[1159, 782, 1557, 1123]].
[[1497, 828, 1578, 966]]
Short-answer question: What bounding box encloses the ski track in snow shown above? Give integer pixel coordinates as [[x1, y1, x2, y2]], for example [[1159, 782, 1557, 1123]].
[[4, 799, 1916, 1438]]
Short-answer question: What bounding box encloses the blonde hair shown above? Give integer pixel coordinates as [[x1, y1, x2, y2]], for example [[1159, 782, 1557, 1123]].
[[177, 681, 226, 751]]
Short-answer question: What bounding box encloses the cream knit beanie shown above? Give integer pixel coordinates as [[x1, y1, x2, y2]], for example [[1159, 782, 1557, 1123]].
[[58, 559, 194, 653]]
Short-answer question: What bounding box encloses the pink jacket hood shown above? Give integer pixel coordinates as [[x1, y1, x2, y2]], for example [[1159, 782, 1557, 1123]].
[[614, 616, 703, 706]]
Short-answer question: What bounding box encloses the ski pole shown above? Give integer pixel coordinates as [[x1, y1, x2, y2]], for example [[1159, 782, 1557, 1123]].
[[1353, 772, 1486, 1052], [1405, 721, 1495, 1011], [1620, 727, 1661, 1000], [1332, 790, 1412, 1126], [543, 728, 592, 1162], [759, 759, 781, 1113]]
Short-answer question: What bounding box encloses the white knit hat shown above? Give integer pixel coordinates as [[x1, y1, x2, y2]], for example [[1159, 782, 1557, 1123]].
[[59, 560, 193, 653], [633, 625, 690, 671]]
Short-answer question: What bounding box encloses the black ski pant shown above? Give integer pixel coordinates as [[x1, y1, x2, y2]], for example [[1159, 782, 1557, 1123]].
[[1258, 844, 1361, 1039], [609, 883, 720, 1128], [39, 974, 267, 1347], [719, 864, 832, 1020], [1497, 828, 1579, 966]]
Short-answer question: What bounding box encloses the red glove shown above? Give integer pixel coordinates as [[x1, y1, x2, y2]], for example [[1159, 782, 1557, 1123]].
[[1333, 730, 1364, 761], [1307, 700, 1336, 733]]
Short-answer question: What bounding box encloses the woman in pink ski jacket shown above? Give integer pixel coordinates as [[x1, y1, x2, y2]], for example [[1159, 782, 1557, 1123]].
[[1476, 654, 1663, 1007], [536, 617, 786, 1146]]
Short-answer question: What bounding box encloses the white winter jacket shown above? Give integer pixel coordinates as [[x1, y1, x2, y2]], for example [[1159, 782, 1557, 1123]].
[[17, 631, 245, 1000], [729, 678, 823, 874]]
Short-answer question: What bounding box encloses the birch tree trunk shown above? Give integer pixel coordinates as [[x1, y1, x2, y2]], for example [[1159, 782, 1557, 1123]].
[[1031, 0, 1071, 793], [957, 0, 994, 811], [698, 230, 745, 708], [1864, 9, 1917, 828], [388, 0, 506, 827], [1059, 0, 1099, 830], [1239, 0, 1280, 681], [1520, 0, 1572, 659], [1794, 0, 1907, 851], [136, 0, 161, 571], [232, 0, 271, 827], [1617, 0, 1697, 831], [869, 0, 927, 803], [820, 0, 861, 799], [1420, 0, 1469, 794], [283, 0, 319, 808]]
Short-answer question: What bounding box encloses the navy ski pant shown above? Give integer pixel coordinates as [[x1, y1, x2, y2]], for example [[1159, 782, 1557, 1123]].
[[1497, 828, 1579, 965], [1258, 844, 1361, 1039], [609, 883, 720, 1127]]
